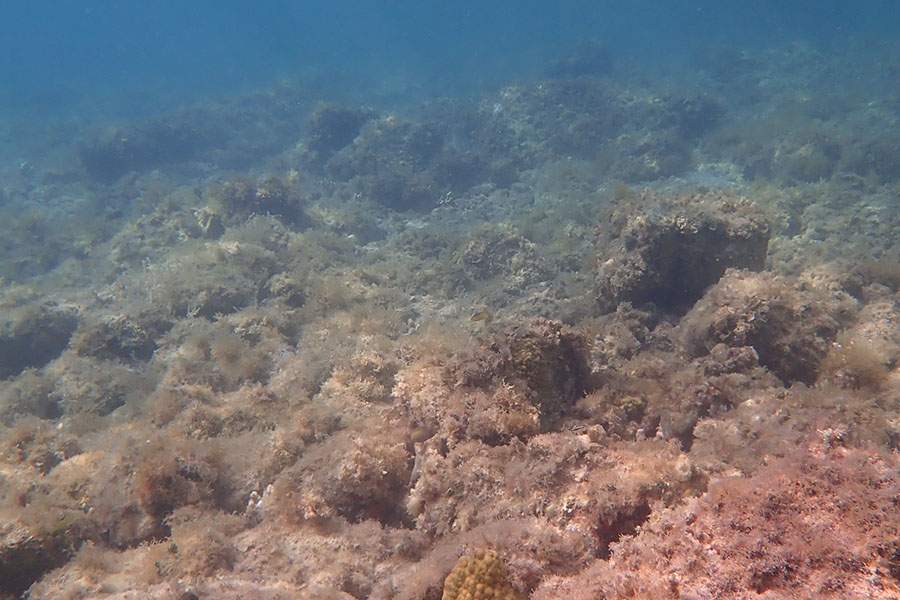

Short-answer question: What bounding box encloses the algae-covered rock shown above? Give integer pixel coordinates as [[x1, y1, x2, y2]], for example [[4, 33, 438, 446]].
[[594, 190, 770, 314], [0, 520, 75, 599], [306, 103, 378, 165], [680, 268, 853, 385], [0, 303, 78, 379]]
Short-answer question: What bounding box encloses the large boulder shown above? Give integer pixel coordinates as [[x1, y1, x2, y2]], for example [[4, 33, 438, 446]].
[[594, 191, 770, 314]]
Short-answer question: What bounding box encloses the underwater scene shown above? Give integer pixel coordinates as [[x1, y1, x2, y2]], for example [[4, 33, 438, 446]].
[[3, 1, 900, 598]]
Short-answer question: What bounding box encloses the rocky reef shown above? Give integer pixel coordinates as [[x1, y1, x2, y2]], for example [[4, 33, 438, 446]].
[[0, 37, 899, 600]]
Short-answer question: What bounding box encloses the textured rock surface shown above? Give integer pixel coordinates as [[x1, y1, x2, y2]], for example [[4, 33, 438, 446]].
[[680, 268, 855, 384], [0, 303, 78, 379], [531, 446, 900, 600], [594, 191, 770, 313]]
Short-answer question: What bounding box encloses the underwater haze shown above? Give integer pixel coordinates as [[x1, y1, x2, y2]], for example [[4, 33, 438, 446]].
[[4, 2, 900, 600], [2, 1, 898, 116]]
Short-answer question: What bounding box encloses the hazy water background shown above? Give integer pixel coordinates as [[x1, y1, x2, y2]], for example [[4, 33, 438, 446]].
[[2, 0, 897, 123]]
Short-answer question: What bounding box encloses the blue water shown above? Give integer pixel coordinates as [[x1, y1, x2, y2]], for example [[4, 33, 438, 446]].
[[2, 1, 897, 119]]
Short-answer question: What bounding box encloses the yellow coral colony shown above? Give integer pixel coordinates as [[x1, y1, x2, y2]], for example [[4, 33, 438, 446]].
[[441, 549, 523, 600]]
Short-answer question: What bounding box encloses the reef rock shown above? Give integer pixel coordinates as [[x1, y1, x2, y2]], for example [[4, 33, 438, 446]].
[[680, 268, 857, 385], [594, 191, 770, 314], [0, 303, 78, 379]]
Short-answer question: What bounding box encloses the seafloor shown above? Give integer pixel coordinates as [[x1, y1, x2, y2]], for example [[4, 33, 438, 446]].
[[2, 41, 900, 600]]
